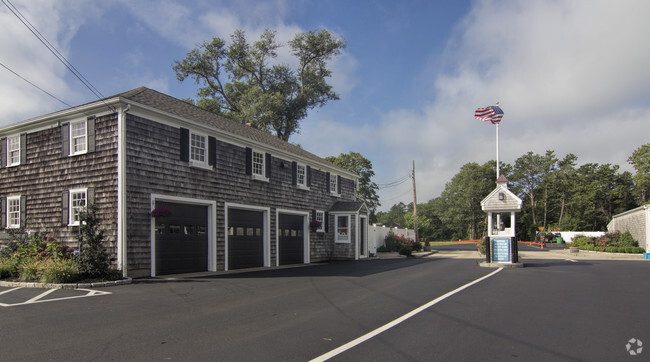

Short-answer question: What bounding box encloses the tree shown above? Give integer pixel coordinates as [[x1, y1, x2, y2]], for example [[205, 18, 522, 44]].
[[511, 150, 556, 228], [325, 152, 380, 218], [628, 143, 650, 203], [173, 28, 346, 141], [376, 202, 407, 226]]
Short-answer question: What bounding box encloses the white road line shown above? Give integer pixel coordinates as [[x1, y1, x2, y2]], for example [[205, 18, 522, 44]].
[[25, 288, 57, 303], [310, 268, 504, 362], [0, 287, 23, 295], [565, 259, 578, 263]]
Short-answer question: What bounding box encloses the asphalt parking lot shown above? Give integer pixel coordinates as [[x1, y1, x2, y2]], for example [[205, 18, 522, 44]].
[[1, 249, 648, 361]]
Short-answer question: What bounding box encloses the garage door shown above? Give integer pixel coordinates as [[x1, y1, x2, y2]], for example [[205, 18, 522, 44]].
[[228, 208, 264, 270], [278, 214, 305, 265], [155, 201, 208, 275]]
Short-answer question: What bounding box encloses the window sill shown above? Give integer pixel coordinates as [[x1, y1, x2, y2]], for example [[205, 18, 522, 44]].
[[335, 240, 351, 244], [6, 163, 20, 168], [330, 192, 341, 198], [251, 174, 269, 182], [297, 184, 310, 191], [190, 162, 213, 171]]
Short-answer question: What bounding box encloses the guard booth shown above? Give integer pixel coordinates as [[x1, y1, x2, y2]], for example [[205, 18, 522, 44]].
[[480, 175, 522, 265]]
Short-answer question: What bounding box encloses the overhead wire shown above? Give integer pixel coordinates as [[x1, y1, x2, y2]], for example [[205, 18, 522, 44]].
[[1, 0, 116, 112]]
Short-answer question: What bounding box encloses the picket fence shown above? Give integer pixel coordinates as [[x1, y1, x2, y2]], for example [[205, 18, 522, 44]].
[[367, 224, 415, 255]]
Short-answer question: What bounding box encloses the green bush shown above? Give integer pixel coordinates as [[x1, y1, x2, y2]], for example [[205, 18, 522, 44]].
[[19, 259, 41, 282], [625, 246, 645, 254], [377, 245, 389, 252], [398, 246, 412, 256], [39, 259, 80, 284], [605, 246, 619, 253], [76, 203, 113, 279], [0, 258, 17, 278], [619, 232, 637, 248]]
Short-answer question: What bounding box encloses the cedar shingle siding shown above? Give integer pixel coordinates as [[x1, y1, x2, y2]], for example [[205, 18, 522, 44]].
[[0, 87, 365, 277]]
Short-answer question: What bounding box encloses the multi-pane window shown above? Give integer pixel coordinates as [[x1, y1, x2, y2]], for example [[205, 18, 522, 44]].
[[7, 135, 20, 166], [315, 210, 325, 232], [252, 151, 265, 177], [70, 120, 87, 155], [330, 174, 338, 194], [69, 189, 87, 225], [336, 215, 349, 242], [190, 132, 206, 164], [7, 196, 21, 228], [297, 164, 306, 186]]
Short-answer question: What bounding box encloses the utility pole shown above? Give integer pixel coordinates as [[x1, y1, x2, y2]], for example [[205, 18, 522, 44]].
[[412, 160, 418, 243]]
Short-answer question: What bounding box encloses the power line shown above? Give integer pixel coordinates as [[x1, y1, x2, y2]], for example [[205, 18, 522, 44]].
[[1, 61, 98, 119], [0, 61, 73, 108], [377, 173, 411, 189], [1, 0, 115, 112]]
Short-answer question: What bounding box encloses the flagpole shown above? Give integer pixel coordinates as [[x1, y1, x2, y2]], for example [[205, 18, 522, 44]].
[[495, 122, 499, 180]]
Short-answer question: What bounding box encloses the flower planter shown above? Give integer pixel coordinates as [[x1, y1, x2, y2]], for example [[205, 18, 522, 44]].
[[569, 246, 579, 253]]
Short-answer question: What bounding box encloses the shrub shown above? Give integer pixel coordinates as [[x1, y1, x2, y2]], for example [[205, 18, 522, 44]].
[[0, 258, 17, 278], [383, 231, 420, 252], [39, 259, 80, 284], [76, 203, 114, 279], [19, 259, 42, 282], [377, 245, 389, 252], [398, 246, 412, 256], [625, 247, 645, 254], [605, 246, 619, 253], [619, 232, 637, 248]]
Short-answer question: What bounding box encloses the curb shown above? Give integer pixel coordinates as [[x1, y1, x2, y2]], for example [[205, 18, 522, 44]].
[[0, 278, 132, 289]]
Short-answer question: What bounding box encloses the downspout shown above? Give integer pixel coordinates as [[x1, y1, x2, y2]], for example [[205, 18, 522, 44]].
[[117, 104, 129, 277]]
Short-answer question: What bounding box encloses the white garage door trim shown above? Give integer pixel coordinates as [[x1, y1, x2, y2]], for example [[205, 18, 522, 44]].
[[150, 194, 217, 277]]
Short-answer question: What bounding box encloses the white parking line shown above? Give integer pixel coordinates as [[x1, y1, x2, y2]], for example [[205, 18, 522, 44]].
[[310, 268, 504, 361], [0, 288, 112, 307]]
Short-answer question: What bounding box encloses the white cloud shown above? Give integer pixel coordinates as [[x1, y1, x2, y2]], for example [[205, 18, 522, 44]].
[[0, 0, 102, 125]]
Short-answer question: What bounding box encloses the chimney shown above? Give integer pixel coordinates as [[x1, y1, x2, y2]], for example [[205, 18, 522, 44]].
[[245, 122, 257, 129]]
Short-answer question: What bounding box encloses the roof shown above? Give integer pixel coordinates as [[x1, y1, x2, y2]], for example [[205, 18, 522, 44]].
[[329, 201, 368, 213], [480, 183, 522, 212], [1, 87, 356, 178]]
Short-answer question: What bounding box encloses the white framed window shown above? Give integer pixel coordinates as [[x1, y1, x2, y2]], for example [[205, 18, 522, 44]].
[[6, 135, 20, 167], [69, 188, 87, 226], [70, 120, 87, 155], [315, 210, 325, 232], [335, 215, 350, 243], [190, 132, 207, 165], [330, 174, 339, 195], [252, 150, 265, 178], [7, 196, 21, 229]]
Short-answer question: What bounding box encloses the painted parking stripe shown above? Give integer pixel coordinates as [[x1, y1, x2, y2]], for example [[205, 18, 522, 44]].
[[0, 288, 111, 307], [310, 268, 504, 362]]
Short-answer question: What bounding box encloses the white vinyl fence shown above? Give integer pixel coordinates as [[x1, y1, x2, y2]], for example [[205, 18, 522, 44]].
[[368, 224, 415, 255]]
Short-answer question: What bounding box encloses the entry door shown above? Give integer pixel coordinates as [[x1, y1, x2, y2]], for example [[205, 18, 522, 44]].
[[228, 208, 264, 269], [278, 214, 305, 265], [155, 201, 208, 275], [359, 217, 367, 257]]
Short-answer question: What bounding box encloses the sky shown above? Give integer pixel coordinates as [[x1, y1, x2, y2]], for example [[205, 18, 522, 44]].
[[1, 0, 649, 211]]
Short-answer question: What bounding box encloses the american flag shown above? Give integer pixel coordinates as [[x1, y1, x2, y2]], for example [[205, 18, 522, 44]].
[[475, 106, 504, 124]]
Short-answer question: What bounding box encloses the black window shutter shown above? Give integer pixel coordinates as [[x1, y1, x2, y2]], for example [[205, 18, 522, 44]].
[[61, 123, 70, 157], [307, 166, 312, 187], [1, 197, 6, 228], [20, 133, 27, 164], [61, 190, 69, 226], [337, 175, 342, 194], [179, 128, 189, 162], [311, 209, 316, 221], [292, 161, 297, 186], [208, 136, 217, 167], [87, 187, 95, 205], [0, 137, 6, 168], [20, 195, 26, 227], [325, 212, 329, 233], [326, 172, 331, 193], [245, 147, 252, 175], [265, 153, 272, 178], [87, 117, 96, 153]]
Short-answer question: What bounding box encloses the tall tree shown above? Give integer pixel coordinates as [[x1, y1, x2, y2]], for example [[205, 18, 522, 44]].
[[511, 151, 556, 228], [173, 29, 346, 141], [628, 143, 650, 203], [325, 152, 380, 218]]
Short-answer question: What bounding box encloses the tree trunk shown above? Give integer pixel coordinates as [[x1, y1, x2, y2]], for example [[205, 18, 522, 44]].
[[558, 198, 565, 229]]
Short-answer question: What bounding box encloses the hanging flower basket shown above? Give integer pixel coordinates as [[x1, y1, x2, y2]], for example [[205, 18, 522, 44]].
[[309, 220, 322, 230], [151, 206, 172, 218]]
